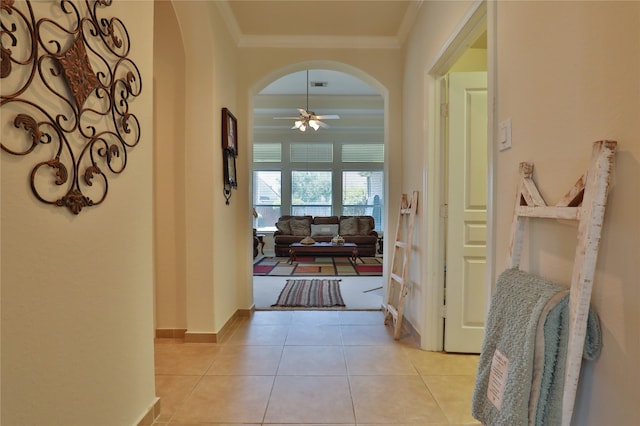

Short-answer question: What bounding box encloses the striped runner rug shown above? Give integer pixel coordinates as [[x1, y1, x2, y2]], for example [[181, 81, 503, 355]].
[[271, 279, 345, 308]]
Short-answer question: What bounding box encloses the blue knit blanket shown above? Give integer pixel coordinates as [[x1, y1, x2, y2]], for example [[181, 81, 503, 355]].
[[472, 268, 601, 426]]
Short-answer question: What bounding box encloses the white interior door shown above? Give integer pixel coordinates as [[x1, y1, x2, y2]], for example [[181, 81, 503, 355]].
[[444, 71, 487, 353]]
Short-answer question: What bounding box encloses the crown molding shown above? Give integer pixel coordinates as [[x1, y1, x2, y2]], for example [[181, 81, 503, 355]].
[[237, 35, 402, 50], [396, 0, 423, 45], [215, 1, 241, 45]]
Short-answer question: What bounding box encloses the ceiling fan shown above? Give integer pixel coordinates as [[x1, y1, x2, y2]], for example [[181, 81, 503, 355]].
[[273, 70, 340, 131]]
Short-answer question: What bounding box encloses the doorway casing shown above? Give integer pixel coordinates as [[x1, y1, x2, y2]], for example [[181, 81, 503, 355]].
[[421, 0, 496, 351]]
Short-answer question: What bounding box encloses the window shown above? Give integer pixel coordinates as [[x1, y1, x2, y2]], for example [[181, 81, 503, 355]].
[[253, 171, 281, 229], [291, 171, 332, 216], [252, 141, 384, 231], [343, 171, 384, 230]]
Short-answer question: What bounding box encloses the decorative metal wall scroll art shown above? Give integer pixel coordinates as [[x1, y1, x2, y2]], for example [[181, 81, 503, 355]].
[[222, 107, 237, 205], [1, 0, 143, 214]]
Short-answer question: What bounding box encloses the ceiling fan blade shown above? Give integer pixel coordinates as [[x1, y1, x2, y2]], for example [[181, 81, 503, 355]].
[[316, 120, 330, 128], [313, 114, 340, 120]]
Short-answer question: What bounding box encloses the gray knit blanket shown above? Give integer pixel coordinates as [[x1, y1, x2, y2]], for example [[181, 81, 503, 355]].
[[472, 268, 601, 426]]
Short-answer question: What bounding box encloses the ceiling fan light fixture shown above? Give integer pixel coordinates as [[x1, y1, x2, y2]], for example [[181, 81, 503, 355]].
[[272, 70, 339, 131], [296, 70, 319, 132]]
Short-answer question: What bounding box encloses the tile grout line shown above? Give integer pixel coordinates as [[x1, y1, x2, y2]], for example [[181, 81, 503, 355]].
[[154, 310, 479, 425]]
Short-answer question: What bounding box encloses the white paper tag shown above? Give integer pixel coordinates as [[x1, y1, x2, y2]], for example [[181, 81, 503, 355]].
[[487, 349, 509, 411]]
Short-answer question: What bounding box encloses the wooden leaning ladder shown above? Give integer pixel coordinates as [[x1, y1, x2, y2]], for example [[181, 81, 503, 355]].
[[507, 140, 617, 425], [384, 191, 418, 339]]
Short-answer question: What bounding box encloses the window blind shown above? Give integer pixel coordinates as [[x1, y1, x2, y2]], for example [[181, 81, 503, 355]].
[[253, 143, 281, 162], [342, 143, 384, 162], [290, 143, 333, 162]]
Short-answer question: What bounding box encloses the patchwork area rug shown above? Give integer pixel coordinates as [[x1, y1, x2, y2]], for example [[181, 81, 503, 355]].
[[272, 279, 345, 308], [254, 256, 383, 277]]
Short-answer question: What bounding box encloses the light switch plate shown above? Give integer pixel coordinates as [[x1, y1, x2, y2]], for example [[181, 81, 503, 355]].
[[499, 118, 512, 151]]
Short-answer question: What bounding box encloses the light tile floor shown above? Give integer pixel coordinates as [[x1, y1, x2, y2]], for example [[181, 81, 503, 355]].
[[153, 310, 481, 425]]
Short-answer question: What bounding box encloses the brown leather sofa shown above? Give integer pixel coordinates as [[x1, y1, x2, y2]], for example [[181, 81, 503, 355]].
[[273, 215, 378, 257]]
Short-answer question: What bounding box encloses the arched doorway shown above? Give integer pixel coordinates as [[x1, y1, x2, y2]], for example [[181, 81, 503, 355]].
[[250, 65, 389, 310]]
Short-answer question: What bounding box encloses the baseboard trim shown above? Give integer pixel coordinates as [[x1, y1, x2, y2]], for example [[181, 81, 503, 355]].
[[216, 307, 253, 342], [155, 328, 186, 339], [403, 316, 421, 344], [156, 307, 254, 343], [184, 332, 217, 343], [382, 304, 421, 344], [136, 397, 160, 426]]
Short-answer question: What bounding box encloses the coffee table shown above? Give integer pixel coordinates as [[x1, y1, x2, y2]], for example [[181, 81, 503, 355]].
[[288, 242, 360, 264]]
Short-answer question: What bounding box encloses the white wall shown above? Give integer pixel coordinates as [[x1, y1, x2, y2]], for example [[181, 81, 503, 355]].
[[493, 2, 640, 424], [154, 1, 187, 332], [167, 1, 243, 336], [1, 1, 156, 424], [449, 48, 487, 73]]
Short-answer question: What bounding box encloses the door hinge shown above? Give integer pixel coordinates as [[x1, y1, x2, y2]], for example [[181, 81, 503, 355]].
[[440, 305, 447, 318], [440, 103, 449, 118], [440, 204, 448, 218]]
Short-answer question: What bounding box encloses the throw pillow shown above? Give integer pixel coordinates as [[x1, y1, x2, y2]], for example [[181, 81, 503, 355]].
[[358, 218, 372, 235], [311, 224, 339, 237], [290, 218, 311, 236], [339, 217, 360, 235], [276, 220, 291, 234]]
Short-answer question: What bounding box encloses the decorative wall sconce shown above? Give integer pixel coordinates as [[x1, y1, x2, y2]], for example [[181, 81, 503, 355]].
[[1, 0, 143, 214], [222, 107, 238, 205]]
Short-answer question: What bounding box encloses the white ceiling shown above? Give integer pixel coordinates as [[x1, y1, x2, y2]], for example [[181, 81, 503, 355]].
[[260, 70, 378, 96], [221, 1, 421, 48]]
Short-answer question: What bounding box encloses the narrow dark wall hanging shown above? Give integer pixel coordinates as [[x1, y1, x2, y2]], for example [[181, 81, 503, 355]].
[[1, 0, 143, 214], [222, 107, 237, 205]]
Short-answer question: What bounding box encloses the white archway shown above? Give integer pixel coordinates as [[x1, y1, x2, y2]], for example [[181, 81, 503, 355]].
[[248, 61, 392, 309]]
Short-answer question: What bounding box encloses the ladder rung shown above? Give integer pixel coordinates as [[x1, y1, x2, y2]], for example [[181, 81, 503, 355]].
[[390, 273, 403, 284], [386, 304, 399, 320], [400, 208, 412, 215], [395, 241, 407, 249]]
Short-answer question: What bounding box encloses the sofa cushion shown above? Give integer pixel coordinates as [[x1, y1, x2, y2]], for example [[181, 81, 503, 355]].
[[278, 215, 313, 224], [290, 218, 311, 236], [314, 216, 339, 225], [339, 217, 360, 235], [358, 218, 372, 235], [276, 220, 292, 234], [311, 223, 339, 237]]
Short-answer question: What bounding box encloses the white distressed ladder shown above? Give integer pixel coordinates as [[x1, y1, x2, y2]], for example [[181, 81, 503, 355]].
[[507, 140, 617, 425], [384, 191, 418, 339]]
